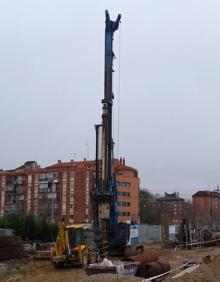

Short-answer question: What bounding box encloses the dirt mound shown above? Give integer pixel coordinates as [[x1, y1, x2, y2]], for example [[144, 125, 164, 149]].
[[0, 236, 26, 261]]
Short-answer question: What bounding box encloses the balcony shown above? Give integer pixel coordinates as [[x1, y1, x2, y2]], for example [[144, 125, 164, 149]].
[[15, 186, 24, 194], [38, 203, 58, 212], [4, 186, 15, 194], [4, 204, 22, 214], [38, 193, 57, 200], [39, 182, 50, 191], [14, 179, 23, 185], [15, 195, 24, 201], [4, 186, 25, 195], [39, 172, 59, 183], [38, 179, 49, 184]]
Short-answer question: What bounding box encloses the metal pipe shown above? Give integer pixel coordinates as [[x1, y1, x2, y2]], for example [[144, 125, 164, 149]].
[[140, 260, 195, 282], [95, 124, 101, 191]]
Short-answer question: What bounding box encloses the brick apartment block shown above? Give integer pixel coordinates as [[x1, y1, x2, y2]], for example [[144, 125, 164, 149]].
[[192, 191, 220, 227], [157, 192, 185, 224], [0, 158, 139, 224]]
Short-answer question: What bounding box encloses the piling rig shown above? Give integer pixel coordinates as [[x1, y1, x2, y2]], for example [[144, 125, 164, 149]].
[[92, 10, 143, 256]]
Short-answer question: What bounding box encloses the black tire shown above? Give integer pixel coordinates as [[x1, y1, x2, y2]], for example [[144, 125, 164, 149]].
[[53, 261, 64, 269], [88, 252, 96, 264]]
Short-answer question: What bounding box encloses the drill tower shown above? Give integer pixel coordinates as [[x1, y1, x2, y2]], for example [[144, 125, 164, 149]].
[[94, 10, 121, 246]]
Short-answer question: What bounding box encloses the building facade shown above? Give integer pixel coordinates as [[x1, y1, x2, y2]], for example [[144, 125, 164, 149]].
[[116, 159, 139, 222], [0, 159, 140, 224], [192, 191, 220, 228], [157, 192, 185, 224]]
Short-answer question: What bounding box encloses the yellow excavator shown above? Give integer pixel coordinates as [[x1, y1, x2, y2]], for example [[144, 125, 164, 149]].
[[52, 219, 98, 268]]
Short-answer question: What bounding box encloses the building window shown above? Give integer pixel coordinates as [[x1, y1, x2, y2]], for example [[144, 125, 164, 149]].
[[118, 201, 130, 207], [27, 176, 32, 188], [63, 173, 67, 181], [116, 181, 131, 187], [118, 212, 130, 216], [117, 191, 130, 197]]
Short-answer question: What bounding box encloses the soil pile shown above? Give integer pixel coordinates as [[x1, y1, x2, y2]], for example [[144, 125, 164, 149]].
[[0, 236, 25, 261], [170, 255, 220, 282]]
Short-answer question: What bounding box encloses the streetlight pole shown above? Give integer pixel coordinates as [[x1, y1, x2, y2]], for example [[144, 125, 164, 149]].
[[51, 179, 58, 222]]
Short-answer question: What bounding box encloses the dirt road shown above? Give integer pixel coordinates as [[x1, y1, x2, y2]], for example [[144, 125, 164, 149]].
[[2, 244, 220, 282]]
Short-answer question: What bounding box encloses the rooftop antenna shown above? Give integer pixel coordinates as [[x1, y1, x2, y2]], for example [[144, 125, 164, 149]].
[[86, 143, 89, 160]]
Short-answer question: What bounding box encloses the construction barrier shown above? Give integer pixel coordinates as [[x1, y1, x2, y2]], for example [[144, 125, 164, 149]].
[[174, 238, 220, 251]]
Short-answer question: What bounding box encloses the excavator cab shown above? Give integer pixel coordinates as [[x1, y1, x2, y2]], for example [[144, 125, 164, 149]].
[[68, 227, 84, 248]]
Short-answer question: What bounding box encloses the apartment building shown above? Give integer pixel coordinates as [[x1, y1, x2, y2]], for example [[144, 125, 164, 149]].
[[0, 158, 140, 223], [192, 191, 220, 228], [115, 159, 139, 222], [157, 192, 185, 224], [0, 161, 40, 217]]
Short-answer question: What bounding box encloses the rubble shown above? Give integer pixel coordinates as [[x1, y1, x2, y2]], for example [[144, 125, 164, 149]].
[[0, 235, 26, 261], [171, 264, 199, 279], [0, 264, 7, 278]]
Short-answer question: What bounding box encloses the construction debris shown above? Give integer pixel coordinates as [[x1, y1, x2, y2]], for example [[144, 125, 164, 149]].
[[2, 243, 220, 282], [0, 235, 26, 261], [171, 264, 199, 279], [33, 251, 52, 260], [139, 260, 170, 279], [202, 255, 212, 264], [124, 253, 159, 264], [85, 260, 140, 276], [122, 253, 171, 279], [174, 238, 220, 251]]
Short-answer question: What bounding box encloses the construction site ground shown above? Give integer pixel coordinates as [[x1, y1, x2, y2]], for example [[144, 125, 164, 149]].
[[1, 243, 220, 282]]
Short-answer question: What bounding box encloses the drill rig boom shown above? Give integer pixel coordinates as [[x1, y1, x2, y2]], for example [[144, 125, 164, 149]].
[[93, 10, 143, 256], [93, 10, 122, 248]]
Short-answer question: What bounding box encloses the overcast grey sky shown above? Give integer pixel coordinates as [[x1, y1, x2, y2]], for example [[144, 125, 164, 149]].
[[1, 0, 220, 198]]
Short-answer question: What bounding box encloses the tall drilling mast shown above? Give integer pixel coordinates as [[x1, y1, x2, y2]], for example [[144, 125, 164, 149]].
[[94, 10, 121, 245], [102, 10, 121, 192]]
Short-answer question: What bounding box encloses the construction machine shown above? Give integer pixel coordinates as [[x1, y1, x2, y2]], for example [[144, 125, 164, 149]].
[[52, 219, 98, 267], [52, 10, 143, 268], [92, 10, 144, 257]]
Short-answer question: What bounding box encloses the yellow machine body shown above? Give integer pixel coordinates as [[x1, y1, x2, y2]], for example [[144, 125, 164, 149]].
[[52, 220, 91, 267]]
